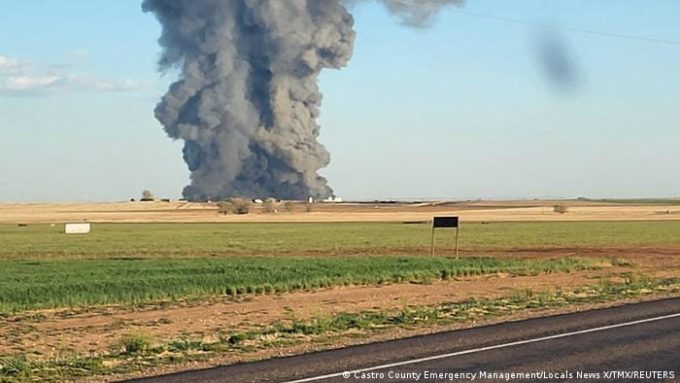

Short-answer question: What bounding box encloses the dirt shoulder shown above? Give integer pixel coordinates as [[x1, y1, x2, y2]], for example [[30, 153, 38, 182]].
[[99, 291, 680, 383]]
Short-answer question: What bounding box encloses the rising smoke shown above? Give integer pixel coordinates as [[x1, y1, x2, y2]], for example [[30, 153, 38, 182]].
[[142, 0, 462, 201]]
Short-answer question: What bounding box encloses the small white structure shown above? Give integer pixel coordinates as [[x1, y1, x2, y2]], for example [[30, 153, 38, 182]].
[[65, 223, 91, 234], [323, 195, 344, 203]]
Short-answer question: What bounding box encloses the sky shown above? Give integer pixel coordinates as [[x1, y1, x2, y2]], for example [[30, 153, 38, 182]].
[[0, 0, 679, 202]]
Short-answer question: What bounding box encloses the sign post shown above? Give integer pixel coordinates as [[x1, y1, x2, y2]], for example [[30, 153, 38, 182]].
[[431, 216, 459, 259]]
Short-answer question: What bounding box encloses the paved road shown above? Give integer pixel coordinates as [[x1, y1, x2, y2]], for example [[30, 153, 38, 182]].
[[124, 298, 680, 383]]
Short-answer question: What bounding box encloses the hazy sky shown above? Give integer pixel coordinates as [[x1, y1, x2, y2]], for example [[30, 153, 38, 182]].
[[1, 0, 679, 202]]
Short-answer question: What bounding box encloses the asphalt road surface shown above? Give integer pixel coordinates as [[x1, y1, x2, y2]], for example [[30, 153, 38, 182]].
[[124, 298, 680, 383]]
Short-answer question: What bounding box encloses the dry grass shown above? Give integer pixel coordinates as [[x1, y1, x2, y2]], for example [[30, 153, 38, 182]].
[[2, 200, 680, 224]]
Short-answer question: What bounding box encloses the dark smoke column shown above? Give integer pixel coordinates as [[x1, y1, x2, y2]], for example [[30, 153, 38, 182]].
[[143, 0, 355, 201]]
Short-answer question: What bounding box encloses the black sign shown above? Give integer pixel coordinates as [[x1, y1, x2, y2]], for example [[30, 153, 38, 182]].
[[433, 216, 459, 228]]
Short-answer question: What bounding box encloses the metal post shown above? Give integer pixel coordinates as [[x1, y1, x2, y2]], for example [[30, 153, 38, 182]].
[[431, 225, 436, 257], [455, 227, 460, 259]]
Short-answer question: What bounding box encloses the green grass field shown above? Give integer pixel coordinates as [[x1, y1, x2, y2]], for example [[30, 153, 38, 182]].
[[0, 257, 598, 312], [1, 220, 673, 313], [1, 221, 679, 260]]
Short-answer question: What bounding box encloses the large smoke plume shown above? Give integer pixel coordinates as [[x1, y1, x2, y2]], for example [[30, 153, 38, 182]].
[[143, 0, 461, 201]]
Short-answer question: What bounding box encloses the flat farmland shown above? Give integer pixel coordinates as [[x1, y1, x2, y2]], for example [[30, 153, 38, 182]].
[[2, 221, 680, 260], [1, 207, 680, 382], [4, 221, 647, 313], [0, 256, 598, 313], [2, 199, 680, 224]]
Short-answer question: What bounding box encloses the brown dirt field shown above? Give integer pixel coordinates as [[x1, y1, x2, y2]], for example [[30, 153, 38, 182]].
[[2, 200, 680, 224]]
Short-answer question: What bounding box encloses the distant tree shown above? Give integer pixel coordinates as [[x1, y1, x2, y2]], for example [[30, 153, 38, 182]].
[[141, 190, 155, 200], [229, 198, 251, 215], [553, 204, 569, 214], [263, 198, 278, 214], [283, 201, 296, 213], [217, 201, 232, 215]]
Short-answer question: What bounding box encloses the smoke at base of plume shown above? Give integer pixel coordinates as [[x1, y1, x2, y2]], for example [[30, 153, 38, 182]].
[[143, 0, 462, 201]]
